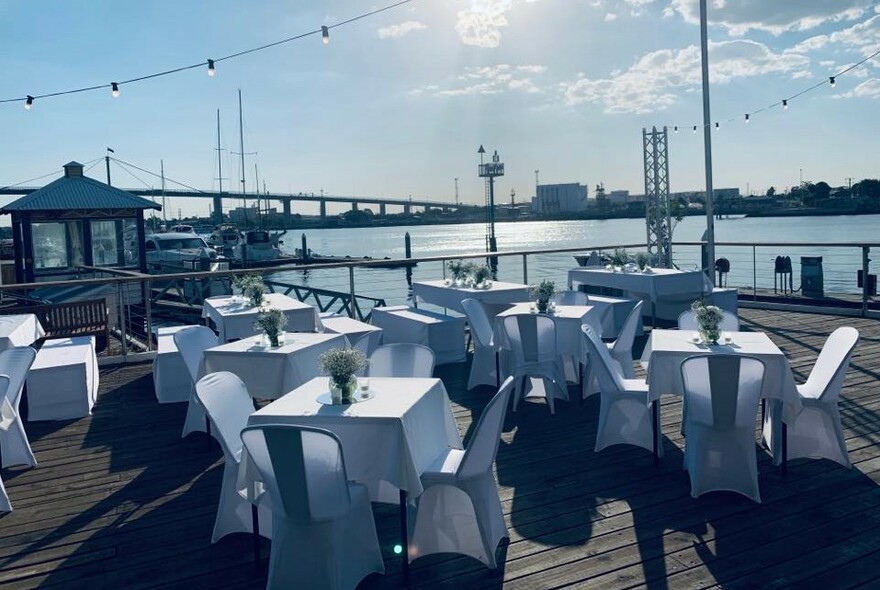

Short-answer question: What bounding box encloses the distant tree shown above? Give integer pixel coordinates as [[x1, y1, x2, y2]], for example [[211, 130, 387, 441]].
[[852, 179, 880, 200], [812, 181, 831, 201], [766, 186, 776, 197]]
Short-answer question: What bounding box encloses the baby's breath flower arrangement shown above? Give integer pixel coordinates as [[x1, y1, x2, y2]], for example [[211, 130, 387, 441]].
[[255, 308, 287, 347], [691, 300, 725, 344], [232, 273, 266, 307], [319, 348, 368, 403]]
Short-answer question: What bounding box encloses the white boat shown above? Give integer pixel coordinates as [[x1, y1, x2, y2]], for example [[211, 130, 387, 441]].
[[207, 223, 242, 256], [235, 229, 285, 264], [144, 232, 229, 273], [168, 224, 195, 234]]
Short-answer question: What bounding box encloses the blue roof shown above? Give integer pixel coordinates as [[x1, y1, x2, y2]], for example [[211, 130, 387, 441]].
[[1, 170, 161, 213]]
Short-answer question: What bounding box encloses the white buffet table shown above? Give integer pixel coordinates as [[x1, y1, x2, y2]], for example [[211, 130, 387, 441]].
[[0, 314, 45, 352], [412, 280, 531, 314], [202, 293, 323, 342], [320, 316, 383, 355], [201, 332, 348, 400], [26, 336, 99, 421], [371, 306, 466, 364]]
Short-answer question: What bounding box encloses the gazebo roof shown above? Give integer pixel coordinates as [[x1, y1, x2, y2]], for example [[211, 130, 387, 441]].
[[1, 162, 161, 213]]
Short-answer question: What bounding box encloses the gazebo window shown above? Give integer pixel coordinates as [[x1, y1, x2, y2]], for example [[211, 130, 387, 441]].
[[32, 221, 84, 270], [91, 219, 139, 267]]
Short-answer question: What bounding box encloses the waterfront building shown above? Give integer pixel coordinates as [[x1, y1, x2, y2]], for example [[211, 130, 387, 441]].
[[532, 182, 589, 214]]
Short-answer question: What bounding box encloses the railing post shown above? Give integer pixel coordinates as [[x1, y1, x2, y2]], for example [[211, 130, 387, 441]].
[[117, 282, 128, 358], [752, 245, 757, 302], [145, 278, 154, 351], [862, 246, 870, 317], [348, 266, 357, 319], [522, 253, 528, 285]]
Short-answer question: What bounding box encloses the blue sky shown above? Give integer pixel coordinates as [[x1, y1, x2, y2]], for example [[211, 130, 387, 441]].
[[2, 0, 880, 217]]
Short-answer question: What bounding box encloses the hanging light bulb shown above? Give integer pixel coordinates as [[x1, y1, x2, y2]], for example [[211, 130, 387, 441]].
[[783, 99, 788, 110], [745, 113, 750, 123], [674, 126, 678, 133], [24, 95, 33, 110], [692, 125, 697, 133], [322, 26, 330, 45], [207, 59, 216, 77], [829, 76, 836, 88], [111, 82, 120, 98], [715, 122, 719, 131]]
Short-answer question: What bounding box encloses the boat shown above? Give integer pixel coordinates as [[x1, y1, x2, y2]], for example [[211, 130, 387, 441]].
[[574, 251, 609, 267], [292, 248, 416, 269], [144, 232, 229, 273], [168, 224, 195, 234], [207, 223, 242, 257], [234, 229, 286, 265]]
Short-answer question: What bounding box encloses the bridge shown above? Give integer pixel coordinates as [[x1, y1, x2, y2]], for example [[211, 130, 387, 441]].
[[0, 186, 475, 224]]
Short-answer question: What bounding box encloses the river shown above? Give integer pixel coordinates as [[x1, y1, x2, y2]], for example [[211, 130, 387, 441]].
[[269, 214, 880, 307]]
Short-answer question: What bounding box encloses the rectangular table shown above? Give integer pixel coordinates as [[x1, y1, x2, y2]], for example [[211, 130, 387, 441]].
[[202, 293, 322, 342], [412, 280, 531, 314], [320, 316, 383, 355], [371, 306, 466, 364], [642, 329, 799, 463], [0, 314, 45, 352], [201, 332, 348, 399], [494, 304, 599, 358], [152, 326, 196, 404], [26, 336, 98, 421]]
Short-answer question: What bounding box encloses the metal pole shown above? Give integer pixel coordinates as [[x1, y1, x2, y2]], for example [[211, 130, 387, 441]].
[[117, 282, 128, 357], [522, 254, 528, 284], [105, 156, 112, 186], [699, 0, 716, 285], [753, 246, 757, 301], [862, 246, 870, 317], [145, 279, 154, 351], [348, 266, 357, 319]]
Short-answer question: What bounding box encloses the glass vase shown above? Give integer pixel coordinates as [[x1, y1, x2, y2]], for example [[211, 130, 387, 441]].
[[699, 326, 720, 345], [329, 375, 357, 404], [536, 299, 549, 314]]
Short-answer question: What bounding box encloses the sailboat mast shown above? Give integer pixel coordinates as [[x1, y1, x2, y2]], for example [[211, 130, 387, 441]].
[[238, 89, 247, 227], [216, 109, 223, 195], [160, 159, 167, 225]]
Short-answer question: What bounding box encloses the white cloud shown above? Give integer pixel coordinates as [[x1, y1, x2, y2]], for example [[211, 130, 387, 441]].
[[838, 78, 880, 98], [412, 64, 547, 97], [604, 13, 617, 22], [377, 20, 426, 39], [456, 0, 513, 48], [560, 40, 811, 114], [669, 0, 872, 35], [790, 14, 880, 57]]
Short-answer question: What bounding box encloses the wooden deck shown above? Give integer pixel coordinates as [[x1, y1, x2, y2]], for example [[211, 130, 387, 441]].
[[1, 308, 879, 589]]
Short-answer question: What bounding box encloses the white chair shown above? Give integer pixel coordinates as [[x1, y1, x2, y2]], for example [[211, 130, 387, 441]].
[[0, 347, 37, 468], [461, 299, 499, 390], [607, 301, 643, 379], [240, 424, 384, 590], [368, 343, 435, 378], [765, 326, 859, 468], [678, 309, 740, 332], [681, 354, 766, 502], [195, 372, 271, 544], [410, 376, 514, 569], [582, 325, 658, 455], [0, 375, 13, 512], [553, 290, 589, 306], [174, 326, 218, 438], [502, 314, 567, 414]]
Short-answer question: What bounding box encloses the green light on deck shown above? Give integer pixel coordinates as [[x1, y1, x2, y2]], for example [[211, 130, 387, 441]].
[[393, 544, 403, 555]]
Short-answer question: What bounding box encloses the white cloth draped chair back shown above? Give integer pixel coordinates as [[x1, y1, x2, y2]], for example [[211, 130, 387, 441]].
[[553, 290, 589, 306], [0, 347, 37, 468], [195, 372, 271, 544], [581, 325, 657, 454], [0, 375, 13, 512], [461, 298, 499, 390], [411, 376, 514, 569], [608, 301, 643, 378], [368, 343, 435, 378], [174, 326, 218, 438], [765, 326, 859, 468], [678, 309, 740, 332], [240, 424, 384, 590], [502, 314, 567, 414], [681, 354, 766, 502]]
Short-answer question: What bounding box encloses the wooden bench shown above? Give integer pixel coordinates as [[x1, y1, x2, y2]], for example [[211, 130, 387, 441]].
[[0, 299, 110, 353]]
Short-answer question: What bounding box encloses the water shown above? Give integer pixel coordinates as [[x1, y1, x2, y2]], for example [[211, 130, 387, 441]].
[[270, 214, 880, 306]]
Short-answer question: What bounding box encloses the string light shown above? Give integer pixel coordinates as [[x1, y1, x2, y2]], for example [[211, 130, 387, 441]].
[[24, 95, 33, 110], [207, 59, 216, 77], [829, 76, 836, 88], [111, 82, 120, 98], [674, 126, 678, 133], [322, 26, 330, 45], [745, 113, 749, 123], [782, 99, 788, 110], [692, 125, 697, 133], [715, 122, 719, 130]]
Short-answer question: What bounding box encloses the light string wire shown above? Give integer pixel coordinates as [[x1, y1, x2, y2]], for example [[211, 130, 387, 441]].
[[665, 46, 880, 132], [0, 0, 418, 105], [0, 157, 104, 190]]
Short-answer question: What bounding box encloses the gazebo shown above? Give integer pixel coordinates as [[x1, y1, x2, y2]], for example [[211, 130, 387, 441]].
[[1, 161, 161, 283]]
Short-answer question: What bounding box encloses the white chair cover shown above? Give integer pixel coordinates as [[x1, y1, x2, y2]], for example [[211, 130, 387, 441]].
[[368, 343, 435, 378], [0, 347, 37, 468], [582, 325, 657, 454], [174, 326, 219, 438], [764, 326, 859, 468], [411, 376, 514, 569], [195, 372, 271, 543], [462, 299, 499, 390], [240, 424, 384, 590], [677, 309, 740, 332], [553, 290, 589, 306], [502, 314, 567, 414], [607, 301, 643, 378], [0, 375, 13, 512], [681, 354, 765, 502]]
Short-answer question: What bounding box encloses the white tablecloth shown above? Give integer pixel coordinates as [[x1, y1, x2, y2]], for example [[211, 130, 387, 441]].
[[642, 329, 799, 420], [152, 326, 195, 404], [202, 293, 322, 342], [0, 314, 45, 352], [26, 336, 98, 421], [568, 267, 712, 303], [494, 304, 599, 358], [238, 376, 462, 504], [320, 316, 383, 354], [201, 332, 348, 400], [371, 306, 466, 364], [412, 280, 531, 314]]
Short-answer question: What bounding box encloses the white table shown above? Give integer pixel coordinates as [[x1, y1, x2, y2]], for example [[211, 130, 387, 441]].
[[412, 280, 531, 314], [320, 316, 383, 355], [26, 336, 98, 421], [494, 304, 599, 358], [371, 306, 466, 364], [202, 293, 322, 342], [152, 326, 195, 404], [0, 314, 45, 352], [201, 332, 348, 399]]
